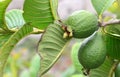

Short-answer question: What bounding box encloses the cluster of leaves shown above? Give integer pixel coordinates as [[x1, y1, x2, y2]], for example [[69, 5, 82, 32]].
[[0, 0, 120, 77], [0, 0, 59, 76]]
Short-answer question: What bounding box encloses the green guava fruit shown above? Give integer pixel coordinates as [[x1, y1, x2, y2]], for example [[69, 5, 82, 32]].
[[65, 10, 98, 38], [78, 29, 106, 69]]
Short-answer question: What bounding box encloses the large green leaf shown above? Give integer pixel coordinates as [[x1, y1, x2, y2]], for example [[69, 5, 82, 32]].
[[71, 43, 83, 73], [5, 9, 25, 29], [91, 0, 115, 16], [0, 0, 11, 28], [0, 23, 33, 76], [89, 58, 113, 77], [38, 23, 71, 76], [23, 0, 59, 29], [104, 24, 120, 59]]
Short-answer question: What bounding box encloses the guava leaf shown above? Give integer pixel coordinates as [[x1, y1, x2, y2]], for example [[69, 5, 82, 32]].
[[0, 0, 11, 28], [23, 0, 59, 29], [91, 0, 115, 16], [104, 24, 120, 60], [50, 0, 59, 20], [108, 1, 120, 19], [0, 34, 12, 48], [0, 23, 33, 76], [104, 24, 120, 39], [5, 9, 25, 29], [71, 43, 83, 73], [38, 23, 71, 76], [105, 34, 120, 59], [104, 24, 120, 59], [89, 58, 113, 77]]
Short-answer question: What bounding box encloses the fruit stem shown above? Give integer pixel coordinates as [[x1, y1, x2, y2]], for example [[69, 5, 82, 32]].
[[108, 61, 119, 77]]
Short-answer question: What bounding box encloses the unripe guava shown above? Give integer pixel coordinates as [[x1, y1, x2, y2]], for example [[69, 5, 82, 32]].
[[78, 29, 106, 69], [65, 10, 98, 38]]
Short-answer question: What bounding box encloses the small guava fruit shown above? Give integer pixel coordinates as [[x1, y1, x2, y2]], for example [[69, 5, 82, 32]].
[[65, 10, 98, 38], [78, 29, 106, 70]]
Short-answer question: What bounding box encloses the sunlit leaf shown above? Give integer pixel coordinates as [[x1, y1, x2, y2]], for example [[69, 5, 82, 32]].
[[23, 0, 59, 29], [5, 9, 25, 29], [38, 23, 71, 76]]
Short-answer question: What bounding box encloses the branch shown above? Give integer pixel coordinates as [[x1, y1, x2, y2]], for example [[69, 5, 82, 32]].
[[108, 61, 119, 77], [102, 20, 120, 27]]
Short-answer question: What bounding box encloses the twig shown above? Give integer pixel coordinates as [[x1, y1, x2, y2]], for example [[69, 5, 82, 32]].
[[102, 20, 120, 27]]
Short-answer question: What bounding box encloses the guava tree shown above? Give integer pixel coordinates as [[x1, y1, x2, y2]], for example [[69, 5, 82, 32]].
[[0, 0, 120, 77]]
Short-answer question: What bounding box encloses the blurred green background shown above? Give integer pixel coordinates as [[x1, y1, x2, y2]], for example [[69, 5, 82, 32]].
[[3, 34, 85, 77]]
